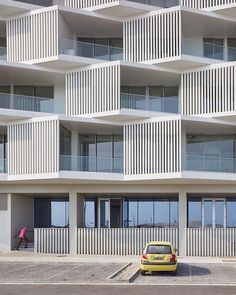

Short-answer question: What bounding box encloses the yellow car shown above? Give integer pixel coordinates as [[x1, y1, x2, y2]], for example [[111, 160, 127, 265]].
[[140, 241, 178, 276]]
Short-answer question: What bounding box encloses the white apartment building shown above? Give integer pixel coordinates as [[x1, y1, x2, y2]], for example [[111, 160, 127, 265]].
[[1, 0, 236, 257]]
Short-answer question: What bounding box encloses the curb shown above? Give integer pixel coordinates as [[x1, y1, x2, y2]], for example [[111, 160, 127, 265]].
[[107, 262, 131, 280]]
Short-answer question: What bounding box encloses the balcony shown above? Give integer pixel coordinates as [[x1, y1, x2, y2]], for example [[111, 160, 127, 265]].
[[60, 155, 123, 174], [120, 92, 179, 114], [0, 93, 64, 114], [59, 39, 123, 62], [0, 47, 6, 61], [185, 155, 236, 174], [182, 38, 236, 62]]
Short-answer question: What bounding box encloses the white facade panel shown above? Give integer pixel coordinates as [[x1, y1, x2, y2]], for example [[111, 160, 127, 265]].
[[182, 65, 236, 115], [7, 9, 59, 62], [124, 10, 181, 62], [66, 64, 120, 115], [8, 118, 59, 175], [64, 0, 118, 9], [124, 119, 181, 175]]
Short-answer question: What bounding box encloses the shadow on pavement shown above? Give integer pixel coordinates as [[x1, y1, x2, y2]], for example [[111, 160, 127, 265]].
[[144, 263, 211, 277]]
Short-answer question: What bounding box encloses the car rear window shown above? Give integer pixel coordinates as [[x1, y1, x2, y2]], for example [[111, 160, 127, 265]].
[[146, 245, 172, 254]]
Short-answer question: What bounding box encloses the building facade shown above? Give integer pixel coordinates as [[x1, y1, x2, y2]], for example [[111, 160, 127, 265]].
[[1, 0, 236, 257]]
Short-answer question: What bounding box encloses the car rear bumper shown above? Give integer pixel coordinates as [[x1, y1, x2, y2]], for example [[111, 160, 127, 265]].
[[140, 262, 177, 272]]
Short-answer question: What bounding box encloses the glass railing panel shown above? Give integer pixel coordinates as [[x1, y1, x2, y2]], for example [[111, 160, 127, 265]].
[[185, 155, 236, 173], [182, 38, 236, 61], [0, 159, 7, 174], [128, 0, 180, 7], [13, 0, 53, 6], [0, 93, 64, 114], [0, 47, 7, 61], [59, 39, 123, 61], [59, 155, 123, 174], [120, 92, 179, 113]]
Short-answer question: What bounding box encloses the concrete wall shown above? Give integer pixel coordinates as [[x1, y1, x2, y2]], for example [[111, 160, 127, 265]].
[[11, 195, 34, 249]]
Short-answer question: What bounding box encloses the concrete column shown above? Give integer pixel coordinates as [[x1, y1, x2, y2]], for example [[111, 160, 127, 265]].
[[69, 192, 77, 255], [0, 194, 11, 252], [179, 192, 187, 257]]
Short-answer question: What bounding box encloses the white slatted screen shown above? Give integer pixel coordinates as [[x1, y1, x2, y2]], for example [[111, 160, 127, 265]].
[[64, 0, 118, 9], [181, 0, 236, 9], [66, 64, 120, 115], [8, 119, 59, 175], [7, 9, 58, 62], [124, 119, 181, 175], [124, 10, 181, 62], [182, 65, 236, 115]]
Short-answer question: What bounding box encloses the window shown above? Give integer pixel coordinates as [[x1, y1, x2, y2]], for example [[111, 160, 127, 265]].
[[124, 197, 178, 228], [79, 134, 123, 173], [186, 135, 236, 173], [84, 199, 97, 228], [0, 131, 7, 173], [146, 245, 172, 255], [227, 38, 236, 61], [60, 125, 71, 155], [203, 38, 224, 60], [34, 197, 69, 228], [226, 198, 236, 228], [188, 198, 202, 228]]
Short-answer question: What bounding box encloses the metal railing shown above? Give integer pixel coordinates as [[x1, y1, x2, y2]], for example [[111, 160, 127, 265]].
[[187, 228, 236, 257], [60, 155, 123, 173], [77, 228, 179, 255], [185, 155, 236, 173], [34, 228, 70, 254], [59, 38, 123, 61], [0, 93, 64, 114], [181, 0, 236, 9], [120, 92, 179, 113]]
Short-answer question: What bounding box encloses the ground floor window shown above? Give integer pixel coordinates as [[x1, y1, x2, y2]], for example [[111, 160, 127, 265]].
[[84, 196, 178, 229], [34, 197, 69, 228], [188, 196, 236, 228]]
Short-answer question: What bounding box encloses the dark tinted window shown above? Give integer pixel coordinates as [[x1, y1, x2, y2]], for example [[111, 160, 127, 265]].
[[146, 245, 172, 254]]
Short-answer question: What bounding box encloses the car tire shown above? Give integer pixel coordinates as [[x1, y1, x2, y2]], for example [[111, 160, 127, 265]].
[[140, 270, 146, 276]]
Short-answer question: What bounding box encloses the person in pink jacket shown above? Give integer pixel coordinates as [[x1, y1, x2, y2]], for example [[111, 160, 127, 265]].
[[15, 226, 28, 250]]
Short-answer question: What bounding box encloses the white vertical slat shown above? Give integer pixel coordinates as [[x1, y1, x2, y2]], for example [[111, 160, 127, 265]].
[[7, 9, 58, 62], [8, 119, 59, 175], [124, 119, 181, 176], [66, 64, 120, 116], [181, 65, 236, 115]]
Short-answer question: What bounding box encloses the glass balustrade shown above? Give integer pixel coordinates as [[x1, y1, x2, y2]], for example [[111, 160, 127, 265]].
[[185, 155, 236, 173], [60, 155, 123, 173], [182, 38, 236, 61], [120, 92, 179, 113], [0, 158, 7, 174], [12, 0, 53, 6], [128, 0, 180, 7], [0, 47, 6, 61], [0, 93, 64, 114], [59, 39, 123, 61]]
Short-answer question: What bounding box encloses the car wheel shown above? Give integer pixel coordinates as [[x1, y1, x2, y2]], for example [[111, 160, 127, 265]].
[[140, 270, 146, 276]]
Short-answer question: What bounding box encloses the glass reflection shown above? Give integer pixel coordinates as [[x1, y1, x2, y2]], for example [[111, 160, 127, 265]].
[[138, 199, 153, 228], [215, 200, 224, 228], [204, 200, 213, 228], [84, 199, 96, 228], [227, 199, 236, 228], [100, 200, 110, 228]]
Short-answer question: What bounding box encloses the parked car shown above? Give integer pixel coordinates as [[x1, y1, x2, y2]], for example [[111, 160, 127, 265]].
[[140, 241, 177, 275]]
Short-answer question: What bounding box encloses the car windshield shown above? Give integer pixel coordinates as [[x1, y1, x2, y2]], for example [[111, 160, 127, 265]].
[[146, 245, 172, 254]]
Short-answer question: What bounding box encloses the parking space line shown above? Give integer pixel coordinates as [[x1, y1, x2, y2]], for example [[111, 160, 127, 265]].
[[44, 265, 82, 281], [0, 264, 36, 277]]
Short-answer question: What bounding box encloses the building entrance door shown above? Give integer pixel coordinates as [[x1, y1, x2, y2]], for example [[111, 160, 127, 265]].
[[98, 199, 122, 228]]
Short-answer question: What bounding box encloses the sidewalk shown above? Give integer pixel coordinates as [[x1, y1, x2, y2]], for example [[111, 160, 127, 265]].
[[0, 251, 235, 264]]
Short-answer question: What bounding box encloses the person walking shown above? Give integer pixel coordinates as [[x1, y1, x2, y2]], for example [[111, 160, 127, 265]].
[[15, 226, 28, 250]]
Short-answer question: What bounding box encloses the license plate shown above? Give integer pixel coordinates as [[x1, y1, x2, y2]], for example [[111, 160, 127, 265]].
[[154, 257, 164, 261]]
